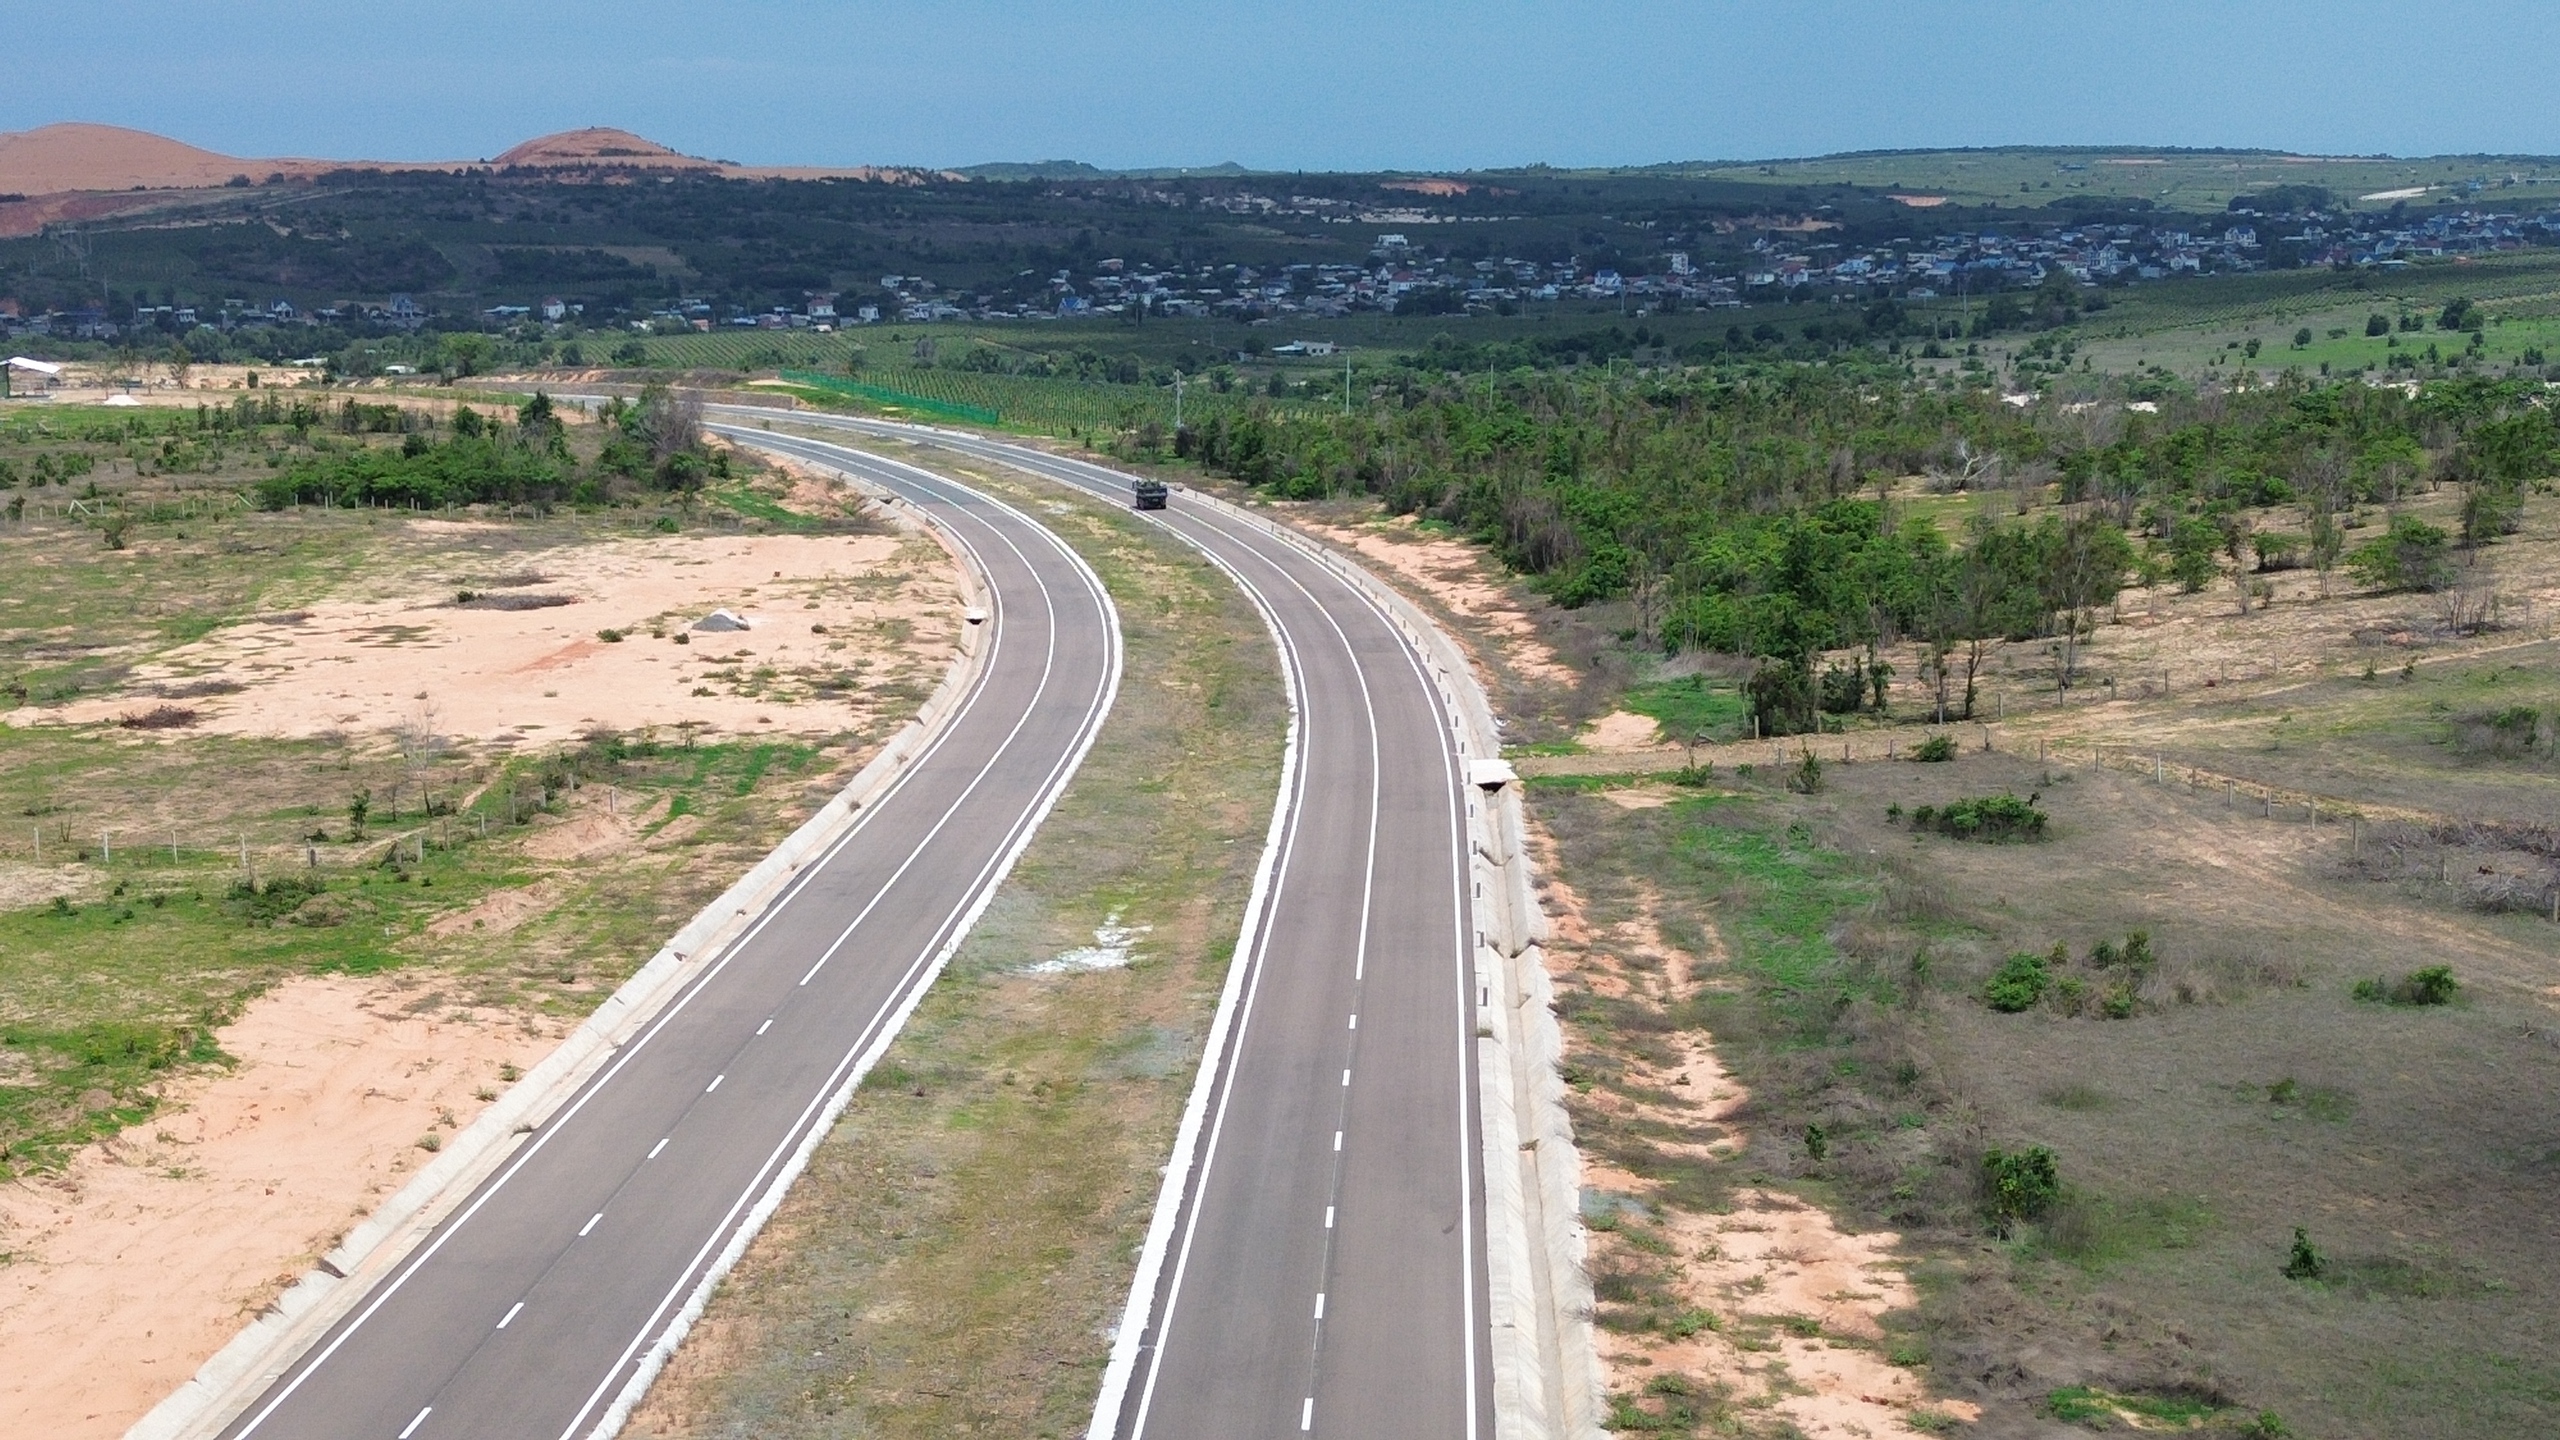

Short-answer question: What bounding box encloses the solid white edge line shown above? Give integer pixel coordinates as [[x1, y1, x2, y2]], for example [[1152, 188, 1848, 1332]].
[[755, 413, 1488, 1435], [213, 443, 1025, 1440], [1080, 522, 1306, 1440], [810, 416, 1453, 1440], [1119, 543, 1317, 1440], [571, 439, 1126, 1440], [567, 435, 1122, 1438]]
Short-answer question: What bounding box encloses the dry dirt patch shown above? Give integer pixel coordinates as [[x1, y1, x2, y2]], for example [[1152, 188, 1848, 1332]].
[[1288, 512, 1575, 685], [0, 975, 558, 1440], [1532, 820, 1960, 1434], [1583, 709, 1670, 752], [5, 527, 957, 742]]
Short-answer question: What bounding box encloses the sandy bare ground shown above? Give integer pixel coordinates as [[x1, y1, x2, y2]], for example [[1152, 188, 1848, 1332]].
[[1286, 502, 1958, 1423], [4, 527, 958, 743], [1581, 709, 1664, 750], [0, 976, 561, 1440], [1286, 512, 1576, 685], [1534, 820, 1974, 1435]]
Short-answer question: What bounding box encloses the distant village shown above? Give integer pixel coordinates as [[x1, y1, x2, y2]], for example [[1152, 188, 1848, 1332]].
[[3, 199, 2556, 346]]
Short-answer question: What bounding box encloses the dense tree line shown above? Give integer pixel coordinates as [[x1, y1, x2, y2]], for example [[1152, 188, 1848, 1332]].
[[1175, 369, 2552, 732]]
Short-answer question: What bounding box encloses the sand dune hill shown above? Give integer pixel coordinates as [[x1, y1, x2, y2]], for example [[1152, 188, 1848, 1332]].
[[0, 121, 942, 203], [492, 126, 709, 169], [0, 123, 327, 196]]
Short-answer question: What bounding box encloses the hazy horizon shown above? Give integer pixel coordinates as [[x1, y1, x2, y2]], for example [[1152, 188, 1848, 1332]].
[[5, 1, 2558, 174]]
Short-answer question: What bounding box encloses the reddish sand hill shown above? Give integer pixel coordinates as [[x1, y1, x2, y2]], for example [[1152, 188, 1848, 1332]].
[[0, 123, 940, 220], [0, 123, 324, 195], [493, 127, 710, 169]]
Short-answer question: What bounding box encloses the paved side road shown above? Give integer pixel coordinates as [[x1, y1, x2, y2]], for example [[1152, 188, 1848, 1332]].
[[208, 445, 1121, 1440], [753, 414, 1496, 1440]]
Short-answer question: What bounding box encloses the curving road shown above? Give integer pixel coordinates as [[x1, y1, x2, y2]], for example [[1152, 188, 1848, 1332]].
[[738, 414, 1495, 1440], [207, 442, 1122, 1440]]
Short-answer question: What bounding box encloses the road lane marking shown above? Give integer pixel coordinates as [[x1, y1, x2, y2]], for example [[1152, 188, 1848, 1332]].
[[757, 1018, 773, 1035], [1314, 1292, 1325, 1319], [1333, 1131, 1342, 1151], [1324, 1206, 1334, 1228], [1347, 1013, 1356, 1029], [888, 428, 1433, 1440], [1341, 1070, 1350, 1086], [706, 1074, 725, 1093], [554, 439, 1131, 1440], [497, 1302, 524, 1330], [579, 1213, 602, 1237], [226, 429, 1123, 1440], [648, 1138, 669, 1160], [1301, 1397, 1314, 1430], [398, 1406, 432, 1438]]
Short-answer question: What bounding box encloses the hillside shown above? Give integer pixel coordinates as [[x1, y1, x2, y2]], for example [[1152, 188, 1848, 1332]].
[[0, 123, 319, 195], [491, 127, 710, 170]]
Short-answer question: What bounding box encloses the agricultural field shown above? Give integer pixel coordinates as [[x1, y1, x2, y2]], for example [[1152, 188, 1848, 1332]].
[[1680, 147, 2560, 213], [2050, 251, 2560, 381]]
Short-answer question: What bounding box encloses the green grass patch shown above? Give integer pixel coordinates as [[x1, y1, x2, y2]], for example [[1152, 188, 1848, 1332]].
[[2035, 1192, 2214, 1271], [1660, 803, 1874, 996], [1621, 673, 1748, 744], [2046, 1384, 2223, 1428]]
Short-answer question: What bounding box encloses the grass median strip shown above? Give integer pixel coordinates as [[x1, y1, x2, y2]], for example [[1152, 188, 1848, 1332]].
[[626, 446, 1285, 1440]]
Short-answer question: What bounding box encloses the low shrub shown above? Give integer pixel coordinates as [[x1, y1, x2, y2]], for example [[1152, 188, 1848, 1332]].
[[116, 704, 201, 730], [1984, 950, 2053, 1012], [1982, 1144, 2061, 1230], [223, 871, 329, 923], [2351, 964, 2459, 1006], [1909, 733, 1958, 762], [1909, 791, 2046, 841]]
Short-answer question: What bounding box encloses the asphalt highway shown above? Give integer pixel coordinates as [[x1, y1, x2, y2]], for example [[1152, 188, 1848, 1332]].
[[750, 414, 1495, 1440], [210, 435, 1121, 1440]]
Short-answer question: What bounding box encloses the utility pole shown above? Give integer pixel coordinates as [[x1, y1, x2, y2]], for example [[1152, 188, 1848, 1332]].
[[1172, 370, 1183, 432], [1343, 356, 1352, 417]]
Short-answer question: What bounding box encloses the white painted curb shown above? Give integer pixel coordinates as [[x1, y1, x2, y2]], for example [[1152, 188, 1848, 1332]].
[[126, 470, 996, 1440]]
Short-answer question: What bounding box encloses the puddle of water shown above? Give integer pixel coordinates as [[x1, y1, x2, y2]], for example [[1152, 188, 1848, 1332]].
[[1026, 912, 1150, 974]]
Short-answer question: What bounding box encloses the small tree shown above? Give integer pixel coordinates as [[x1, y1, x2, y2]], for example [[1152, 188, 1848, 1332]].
[[1788, 748, 1824, 794], [2282, 1227, 2325, 1280], [2037, 514, 2134, 694], [2346, 515, 2454, 593]]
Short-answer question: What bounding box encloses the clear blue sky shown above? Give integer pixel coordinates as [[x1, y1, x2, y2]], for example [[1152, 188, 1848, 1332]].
[[7, 1, 2557, 170]]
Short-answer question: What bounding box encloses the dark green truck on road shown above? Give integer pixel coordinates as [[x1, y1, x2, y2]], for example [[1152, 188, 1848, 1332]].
[[1133, 478, 1168, 510]]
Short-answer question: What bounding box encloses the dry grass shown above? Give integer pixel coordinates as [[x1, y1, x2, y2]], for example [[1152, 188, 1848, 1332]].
[[624, 444, 1286, 1439]]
